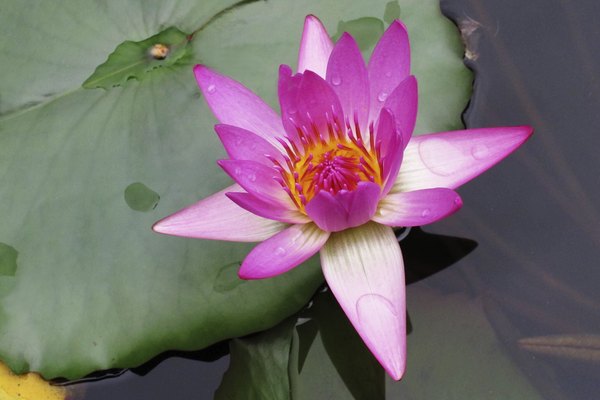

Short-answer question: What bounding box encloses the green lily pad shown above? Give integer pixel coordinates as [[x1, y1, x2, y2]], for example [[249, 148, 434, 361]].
[[0, 0, 471, 379], [215, 317, 297, 400], [82, 27, 192, 89]]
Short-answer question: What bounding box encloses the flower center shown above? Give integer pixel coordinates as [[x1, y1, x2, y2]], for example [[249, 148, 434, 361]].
[[272, 114, 383, 212]]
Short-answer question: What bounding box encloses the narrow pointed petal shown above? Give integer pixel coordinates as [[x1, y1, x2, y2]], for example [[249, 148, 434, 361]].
[[321, 222, 406, 380], [305, 182, 380, 232], [376, 108, 404, 196], [278, 65, 304, 141], [194, 65, 284, 145], [394, 126, 533, 192], [218, 159, 292, 208], [239, 223, 329, 279], [297, 15, 334, 78], [368, 20, 411, 121], [215, 124, 283, 166], [153, 185, 286, 242], [279, 68, 344, 142], [227, 192, 310, 224], [373, 188, 462, 227], [326, 33, 370, 131], [381, 75, 418, 146]]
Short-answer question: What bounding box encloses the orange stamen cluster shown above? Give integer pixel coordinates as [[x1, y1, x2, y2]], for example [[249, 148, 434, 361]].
[[270, 110, 383, 213]]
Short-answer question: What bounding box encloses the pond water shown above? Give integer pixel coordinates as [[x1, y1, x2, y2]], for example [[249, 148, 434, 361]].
[[63, 0, 600, 398]]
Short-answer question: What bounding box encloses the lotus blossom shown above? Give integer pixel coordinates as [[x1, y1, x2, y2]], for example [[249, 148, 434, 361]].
[[153, 15, 532, 380]]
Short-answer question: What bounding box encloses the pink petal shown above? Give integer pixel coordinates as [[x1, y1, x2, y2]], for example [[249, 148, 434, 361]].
[[215, 124, 284, 166], [278, 67, 344, 143], [305, 182, 380, 232], [194, 65, 284, 145], [373, 188, 463, 227], [326, 33, 370, 132], [321, 222, 406, 380], [278, 65, 304, 141], [226, 192, 309, 224], [368, 20, 411, 122], [152, 184, 286, 242], [218, 159, 292, 208], [394, 126, 534, 192], [375, 108, 404, 196], [239, 223, 329, 279], [297, 15, 334, 78], [381, 75, 418, 146]]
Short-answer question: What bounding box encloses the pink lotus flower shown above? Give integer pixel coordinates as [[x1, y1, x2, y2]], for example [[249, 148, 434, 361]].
[[153, 15, 532, 380]]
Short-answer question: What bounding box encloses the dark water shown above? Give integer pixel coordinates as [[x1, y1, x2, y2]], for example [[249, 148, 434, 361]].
[[66, 0, 600, 398]]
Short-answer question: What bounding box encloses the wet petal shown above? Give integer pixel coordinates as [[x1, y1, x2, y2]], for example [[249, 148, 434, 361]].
[[227, 192, 309, 224], [239, 223, 329, 279], [381, 75, 418, 146], [215, 124, 284, 166], [194, 65, 284, 145], [394, 126, 533, 192], [152, 185, 286, 242], [297, 15, 334, 78], [321, 222, 406, 380], [218, 159, 292, 208], [368, 20, 411, 121], [375, 108, 404, 196], [305, 182, 380, 232], [279, 67, 344, 143], [373, 188, 462, 226], [326, 33, 370, 131]]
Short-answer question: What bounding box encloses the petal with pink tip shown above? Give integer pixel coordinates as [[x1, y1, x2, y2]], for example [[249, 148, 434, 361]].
[[194, 65, 284, 145], [321, 222, 406, 380], [394, 126, 534, 192], [279, 67, 344, 143], [152, 184, 286, 242], [218, 159, 292, 208], [239, 223, 329, 279], [381, 76, 418, 146], [375, 108, 404, 196], [305, 182, 380, 232], [297, 15, 334, 78], [373, 188, 462, 227], [368, 20, 411, 121], [215, 124, 284, 166], [326, 33, 370, 131], [226, 192, 309, 224]]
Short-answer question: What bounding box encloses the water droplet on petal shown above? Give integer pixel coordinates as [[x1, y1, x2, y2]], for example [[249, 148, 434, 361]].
[[385, 71, 393, 78], [421, 208, 431, 218], [275, 247, 286, 256], [471, 143, 490, 160], [418, 138, 466, 176], [207, 84, 216, 94], [331, 75, 342, 86], [248, 173, 257, 182], [454, 196, 462, 205], [377, 91, 388, 102], [288, 107, 297, 115], [234, 167, 242, 175]]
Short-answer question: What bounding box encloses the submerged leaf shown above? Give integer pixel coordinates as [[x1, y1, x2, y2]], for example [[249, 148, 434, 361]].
[[82, 27, 191, 89], [518, 334, 600, 363]]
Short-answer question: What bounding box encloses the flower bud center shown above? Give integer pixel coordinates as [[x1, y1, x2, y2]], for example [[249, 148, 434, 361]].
[[272, 113, 382, 212]]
